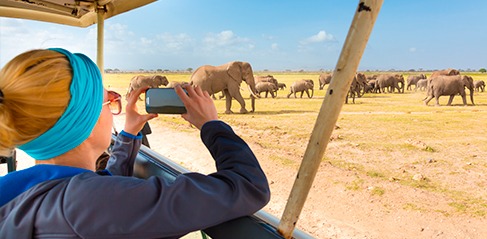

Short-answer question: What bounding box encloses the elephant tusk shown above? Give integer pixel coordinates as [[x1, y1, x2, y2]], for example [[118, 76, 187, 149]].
[[247, 84, 261, 98]]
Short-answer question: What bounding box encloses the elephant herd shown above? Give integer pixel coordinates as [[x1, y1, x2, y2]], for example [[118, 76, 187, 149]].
[[127, 64, 482, 114], [319, 68, 482, 106], [126, 61, 319, 114]]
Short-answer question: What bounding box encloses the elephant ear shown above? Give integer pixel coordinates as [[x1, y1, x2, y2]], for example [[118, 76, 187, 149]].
[[227, 61, 243, 84]]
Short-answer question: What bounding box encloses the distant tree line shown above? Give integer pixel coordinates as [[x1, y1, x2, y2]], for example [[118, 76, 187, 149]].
[[104, 67, 487, 74]]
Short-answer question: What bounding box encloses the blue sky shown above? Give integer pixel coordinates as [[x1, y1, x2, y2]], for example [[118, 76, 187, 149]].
[[1, 0, 486, 71]]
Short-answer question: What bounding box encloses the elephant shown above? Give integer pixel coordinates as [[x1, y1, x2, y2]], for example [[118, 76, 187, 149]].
[[278, 83, 286, 90], [416, 79, 428, 91], [366, 79, 380, 93], [166, 81, 189, 88], [473, 80, 485, 92], [318, 72, 333, 90], [376, 74, 405, 93], [127, 75, 169, 99], [255, 75, 279, 95], [287, 79, 314, 98], [346, 73, 367, 104], [430, 68, 460, 78], [354, 72, 367, 97], [366, 74, 378, 82], [423, 75, 475, 106], [190, 61, 259, 114], [255, 81, 278, 98], [406, 74, 426, 91]]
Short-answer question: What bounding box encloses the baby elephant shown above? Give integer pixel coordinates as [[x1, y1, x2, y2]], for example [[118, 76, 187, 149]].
[[255, 81, 278, 98], [287, 79, 314, 98], [278, 83, 287, 90], [474, 80, 485, 92]]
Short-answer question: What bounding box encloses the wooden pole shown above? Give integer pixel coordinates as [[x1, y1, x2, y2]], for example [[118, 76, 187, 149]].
[[277, 1, 383, 238], [96, 4, 105, 78]]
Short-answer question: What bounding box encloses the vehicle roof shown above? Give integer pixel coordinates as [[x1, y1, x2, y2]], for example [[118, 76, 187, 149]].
[[0, 0, 155, 27]]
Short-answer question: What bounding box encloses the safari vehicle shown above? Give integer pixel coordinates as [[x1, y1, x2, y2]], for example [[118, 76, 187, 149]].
[[0, 0, 382, 238]]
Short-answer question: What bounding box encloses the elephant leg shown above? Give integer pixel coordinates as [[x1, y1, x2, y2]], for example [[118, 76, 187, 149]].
[[435, 96, 442, 106], [446, 95, 455, 106], [223, 89, 234, 114], [306, 90, 311, 98], [424, 95, 434, 105], [460, 93, 467, 106], [232, 92, 248, 114], [287, 91, 292, 98]]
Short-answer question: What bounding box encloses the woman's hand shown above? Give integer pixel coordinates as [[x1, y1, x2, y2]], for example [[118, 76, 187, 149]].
[[124, 87, 158, 135], [175, 85, 218, 130]]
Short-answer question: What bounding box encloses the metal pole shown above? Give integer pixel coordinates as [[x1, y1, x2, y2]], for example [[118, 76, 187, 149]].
[[277, 1, 383, 238]]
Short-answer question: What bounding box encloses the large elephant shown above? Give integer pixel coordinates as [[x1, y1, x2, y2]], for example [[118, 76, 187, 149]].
[[318, 72, 333, 90], [376, 74, 405, 93], [127, 75, 169, 99], [423, 75, 475, 106], [406, 74, 426, 91], [190, 61, 259, 114], [255, 81, 278, 98], [430, 68, 460, 78], [287, 79, 314, 98]]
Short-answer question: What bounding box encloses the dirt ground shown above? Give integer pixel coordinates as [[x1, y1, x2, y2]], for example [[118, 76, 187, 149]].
[[139, 116, 486, 239], [5, 114, 486, 239]]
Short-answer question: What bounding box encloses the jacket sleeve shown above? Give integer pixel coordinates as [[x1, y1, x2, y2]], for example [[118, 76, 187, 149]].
[[63, 120, 270, 238], [104, 131, 141, 176]]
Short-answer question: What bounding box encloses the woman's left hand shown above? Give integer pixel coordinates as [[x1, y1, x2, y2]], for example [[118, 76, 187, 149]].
[[124, 87, 158, 135]]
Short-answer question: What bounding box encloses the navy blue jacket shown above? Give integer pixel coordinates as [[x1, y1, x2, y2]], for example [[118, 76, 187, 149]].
[[0, 121, 270, 238]]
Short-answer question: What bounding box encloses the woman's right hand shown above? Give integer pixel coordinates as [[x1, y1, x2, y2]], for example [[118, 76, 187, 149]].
[[175, 85, 218, 130]]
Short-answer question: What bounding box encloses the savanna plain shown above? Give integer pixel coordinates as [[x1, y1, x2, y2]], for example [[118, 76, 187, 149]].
[[11, 71, 487, 239]]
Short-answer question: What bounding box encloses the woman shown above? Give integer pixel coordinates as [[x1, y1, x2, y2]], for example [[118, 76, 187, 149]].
[[0, 48, 270, 238]]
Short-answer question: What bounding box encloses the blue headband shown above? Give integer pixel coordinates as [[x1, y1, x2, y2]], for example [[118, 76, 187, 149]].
[[18, 48, 104, 160]]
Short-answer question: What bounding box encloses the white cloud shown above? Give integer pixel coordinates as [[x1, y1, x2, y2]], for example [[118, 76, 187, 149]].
[[271, 43, 279, 50], [297, 30, 338, 53], [0, 18, 96, 66], [409, 47, 417, 52], [155, 33, 193, 51], [202, 30, 251, 51], [262, 34, 275, 40], [300, 30, 334, 45]]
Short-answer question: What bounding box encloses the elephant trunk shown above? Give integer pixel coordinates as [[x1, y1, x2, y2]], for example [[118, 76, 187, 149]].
[[310, 88, 314, 98], [251, 95, 256, 112], [469, 86, 475, 105]]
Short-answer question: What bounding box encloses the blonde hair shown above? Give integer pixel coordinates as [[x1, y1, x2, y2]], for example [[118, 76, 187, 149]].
[[0, 49, 72, 156]]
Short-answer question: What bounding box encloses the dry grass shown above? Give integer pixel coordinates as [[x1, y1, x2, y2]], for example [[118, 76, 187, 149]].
[[104, 72, 487, 217]]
